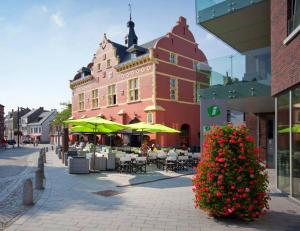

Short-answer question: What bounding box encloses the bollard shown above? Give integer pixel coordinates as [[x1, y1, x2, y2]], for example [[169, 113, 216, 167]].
[[35, 169, 44, 190], [58, 149, 62, 159], [23, 179, 34, 206], [38, 157, 45, 178], [64, 153, 68, 166]]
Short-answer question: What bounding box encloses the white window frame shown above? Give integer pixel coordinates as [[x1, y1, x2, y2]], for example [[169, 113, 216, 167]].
[[169, 53, 177, 64], [92, 89, 99, 108], [128, 78, 139, 102], [78, 93, 85, 111], [107, 59, 111, 68], [170, 78, 178, 100], [147, 112, 153, 124], [108, 84, 117, 106]]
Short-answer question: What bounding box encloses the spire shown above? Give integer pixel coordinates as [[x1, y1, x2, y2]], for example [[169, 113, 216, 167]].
[[125, 3, 138, 48], [129, 3, 132, 21]]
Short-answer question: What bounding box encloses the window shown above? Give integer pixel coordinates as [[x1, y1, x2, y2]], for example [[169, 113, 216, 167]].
[[169, 53, 177, 64], [147, 112, 153, 124], [129, 78, 139, 102], [108, 85, 116, 105], [30, 128, 33, 133], [34, 127, 38, 133], [277, 92, 290, 193], [78, 93, 85, 111], [92, 89, 99, 108], [107, 59, 111, 68], [288, 0, 300, 34], [97, 63, 101, 71], [195, 82, 201, 103], [170, 78, 177, 100], [38, 127, 41, 133], [193, 60, 201, 72]]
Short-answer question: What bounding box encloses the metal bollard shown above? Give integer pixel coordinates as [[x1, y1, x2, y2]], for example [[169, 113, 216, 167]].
[[23, 179, 34, 206], [35, 169, 44, 190]]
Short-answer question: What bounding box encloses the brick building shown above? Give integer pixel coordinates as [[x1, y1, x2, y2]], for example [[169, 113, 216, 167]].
[[272, 0, 300, 201], [0, 104, 4, 140], [70, 16, 209, 148]]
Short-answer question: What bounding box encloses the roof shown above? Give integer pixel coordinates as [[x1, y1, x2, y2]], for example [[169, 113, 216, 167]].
[[110, 36, 162, 64], [140, 37, 162, 49], [22, 108, 40, 118], [28, 110, 57, 126]]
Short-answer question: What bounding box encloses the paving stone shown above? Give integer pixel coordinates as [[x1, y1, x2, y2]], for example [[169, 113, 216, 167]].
[[2, 147, 300, 231]]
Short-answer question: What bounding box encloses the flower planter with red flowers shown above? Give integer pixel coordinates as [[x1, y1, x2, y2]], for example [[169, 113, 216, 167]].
[[192, 124, 270, 221]]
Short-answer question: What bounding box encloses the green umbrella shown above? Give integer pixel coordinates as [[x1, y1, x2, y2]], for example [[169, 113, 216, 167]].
[[278, 125, 300, 133], [146, 123, 180, 133], [70, 125, 114, 133], [64, 117, 126, 172], [125, 122, 180, 133], [64, 117, 126, 132]]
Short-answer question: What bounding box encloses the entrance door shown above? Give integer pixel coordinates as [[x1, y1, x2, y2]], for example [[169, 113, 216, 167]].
[[180, 124, 190, 148]]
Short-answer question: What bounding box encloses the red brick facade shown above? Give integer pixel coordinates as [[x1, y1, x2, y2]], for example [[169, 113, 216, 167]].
[[271, 0, 300, 96], [70, 17, 209, 147]]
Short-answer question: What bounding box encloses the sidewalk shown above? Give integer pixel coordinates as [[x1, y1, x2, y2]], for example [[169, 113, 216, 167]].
[[4, 149, 300, 231]]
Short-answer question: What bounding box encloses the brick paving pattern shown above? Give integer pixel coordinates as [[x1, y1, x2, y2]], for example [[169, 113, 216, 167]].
[[2, 148, 300, 231]]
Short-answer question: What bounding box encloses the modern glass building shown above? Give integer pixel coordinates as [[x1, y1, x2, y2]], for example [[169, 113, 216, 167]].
[[196, 0, 274, 168], [196, 0, 300, 201]]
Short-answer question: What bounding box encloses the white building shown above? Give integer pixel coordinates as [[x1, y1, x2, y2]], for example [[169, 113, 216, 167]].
[[28, 109, 57, 143]]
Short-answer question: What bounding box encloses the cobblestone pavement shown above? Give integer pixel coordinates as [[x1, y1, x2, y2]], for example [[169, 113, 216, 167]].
[[0, 146, 47, 230], [4, 149, 300, 231]]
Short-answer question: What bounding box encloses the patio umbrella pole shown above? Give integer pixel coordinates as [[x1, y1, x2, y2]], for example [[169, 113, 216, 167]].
[[92, 125, 98, 173]]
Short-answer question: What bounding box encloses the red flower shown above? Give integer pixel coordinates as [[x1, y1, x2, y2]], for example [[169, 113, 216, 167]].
[[216, 191, 223, 197], [238, 155, 246, 160]]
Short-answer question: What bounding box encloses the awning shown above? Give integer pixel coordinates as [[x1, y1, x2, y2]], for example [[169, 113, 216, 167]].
[[30, 133, 41, 138]]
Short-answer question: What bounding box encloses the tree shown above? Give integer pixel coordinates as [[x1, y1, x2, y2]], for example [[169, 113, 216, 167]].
[[52, 103, 72, 126]]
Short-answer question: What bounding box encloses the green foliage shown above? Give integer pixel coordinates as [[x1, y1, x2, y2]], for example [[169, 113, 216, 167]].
[[52, 104, 72, 126]]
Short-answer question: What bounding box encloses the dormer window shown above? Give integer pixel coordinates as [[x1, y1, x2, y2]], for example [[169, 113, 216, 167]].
[[169, 53, 177, 64]]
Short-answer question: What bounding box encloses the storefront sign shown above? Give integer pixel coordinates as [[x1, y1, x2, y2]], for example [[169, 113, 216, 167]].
[[207, 105, 221, 117]]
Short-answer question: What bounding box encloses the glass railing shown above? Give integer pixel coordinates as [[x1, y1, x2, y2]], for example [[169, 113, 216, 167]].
[[201, 47, 271, 86], [196, 0, 264, 23]]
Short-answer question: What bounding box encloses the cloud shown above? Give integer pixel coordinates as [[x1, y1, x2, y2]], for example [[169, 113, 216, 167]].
[[51, 12, 65, 27], [41, 5, 48, 13]]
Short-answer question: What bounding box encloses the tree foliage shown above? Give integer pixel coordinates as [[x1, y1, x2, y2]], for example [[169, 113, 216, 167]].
[[51, 104, 72, 126]]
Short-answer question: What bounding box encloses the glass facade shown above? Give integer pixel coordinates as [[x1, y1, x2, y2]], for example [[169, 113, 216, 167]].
[[277, 87, 300, 199], [201, 47, 270, 86], [196, 0, 264, 23], [292, 88, 300, 200], [277, 92, 290, 193]]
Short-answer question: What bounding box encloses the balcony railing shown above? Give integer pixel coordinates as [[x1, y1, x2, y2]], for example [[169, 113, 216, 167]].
[[202, 47, 271, 86], [196, 0, 264, 23]]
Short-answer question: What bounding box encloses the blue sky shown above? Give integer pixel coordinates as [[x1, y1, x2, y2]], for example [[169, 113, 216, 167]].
[[0, 0, 236, 114]]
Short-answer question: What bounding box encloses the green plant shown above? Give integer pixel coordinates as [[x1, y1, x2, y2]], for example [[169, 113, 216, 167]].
[[192, 124, 270, 221]]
